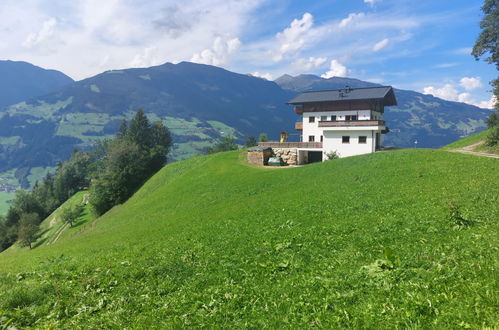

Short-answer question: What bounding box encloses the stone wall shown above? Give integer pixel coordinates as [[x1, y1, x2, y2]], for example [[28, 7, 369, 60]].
[[247, 148, 273, 166], [272, 148, 298, 165]]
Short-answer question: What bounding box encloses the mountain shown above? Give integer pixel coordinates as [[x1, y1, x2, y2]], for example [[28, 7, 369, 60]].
[[0, 60, 74, 108], [275, 74, 492, 149], [0, 62, 295, 187], [1, 148, 497, 327], [0, 62, 492, 190]]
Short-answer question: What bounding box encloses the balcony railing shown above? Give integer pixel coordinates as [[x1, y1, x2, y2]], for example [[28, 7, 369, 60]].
[[318, 120, 385, 127], [295, 122, 303, 130], [258, 142, 323, 149]]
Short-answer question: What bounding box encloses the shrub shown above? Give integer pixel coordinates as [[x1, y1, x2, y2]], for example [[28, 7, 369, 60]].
[[485, 127, 499, 147], [325, 150, 340, 160]]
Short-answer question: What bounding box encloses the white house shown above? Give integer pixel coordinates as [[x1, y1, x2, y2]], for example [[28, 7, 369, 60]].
[[258, 86, 397, 164]]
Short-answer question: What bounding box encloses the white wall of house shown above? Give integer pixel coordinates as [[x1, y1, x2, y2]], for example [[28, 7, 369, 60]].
[[323, 130, 379, 158], [302, 110, 382, 142]]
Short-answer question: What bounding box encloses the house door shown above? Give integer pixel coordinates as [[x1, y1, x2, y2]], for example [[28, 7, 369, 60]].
[[308, 151, 322, 163]]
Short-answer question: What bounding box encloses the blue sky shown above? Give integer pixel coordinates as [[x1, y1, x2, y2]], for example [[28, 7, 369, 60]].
[[0, 0, 495, 108]]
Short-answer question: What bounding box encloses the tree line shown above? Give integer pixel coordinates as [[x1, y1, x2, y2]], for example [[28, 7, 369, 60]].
[[0, 109, 172, 251]]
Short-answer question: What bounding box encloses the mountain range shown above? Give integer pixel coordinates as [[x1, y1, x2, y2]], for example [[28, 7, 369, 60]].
[[0, 60, 492, 189], [0, 60, 73, 109]]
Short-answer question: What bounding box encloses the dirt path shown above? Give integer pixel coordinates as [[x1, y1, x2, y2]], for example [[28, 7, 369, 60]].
[[448, 141, 499, 159], [46, 223, 69, 245]]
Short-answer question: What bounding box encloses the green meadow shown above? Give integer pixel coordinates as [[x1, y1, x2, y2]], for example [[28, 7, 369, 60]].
[[0, 149, 497, 328]]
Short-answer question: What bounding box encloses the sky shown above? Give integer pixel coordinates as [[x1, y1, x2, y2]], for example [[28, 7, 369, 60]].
[[0, 0, 496, 108]]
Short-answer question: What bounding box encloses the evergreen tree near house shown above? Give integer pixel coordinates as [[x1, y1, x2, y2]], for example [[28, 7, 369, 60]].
[[245, 136, 258, 147]]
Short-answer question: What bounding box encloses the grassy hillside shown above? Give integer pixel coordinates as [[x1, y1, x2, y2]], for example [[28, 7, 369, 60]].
[[442, 129, 491, 149], [442, 129, 498, 155], [0, 149, 497, 328], [2, 191, 92, 254]]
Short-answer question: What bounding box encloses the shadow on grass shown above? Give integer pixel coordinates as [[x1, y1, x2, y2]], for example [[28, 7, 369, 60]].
[[70, 218, 88, 229], [32, 237, 48, 248]]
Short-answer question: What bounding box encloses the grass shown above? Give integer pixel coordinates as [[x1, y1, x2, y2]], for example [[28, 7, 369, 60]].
[[2, 191, 92, 254], [441, 129, 491, 150], [0, 149, 497, 328]]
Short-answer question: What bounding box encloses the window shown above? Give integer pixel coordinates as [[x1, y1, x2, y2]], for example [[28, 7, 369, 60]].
[[331, 115, 337, 121], [342, 136, 350, 144], [309, 116, 315, 123], [309, 135, 315, 142], [358, 136, 367, 144], [346, 115, 357, 121], [352, 115, 358, 121], [320, 135, 323, 142], [321, 116, 327, 121]]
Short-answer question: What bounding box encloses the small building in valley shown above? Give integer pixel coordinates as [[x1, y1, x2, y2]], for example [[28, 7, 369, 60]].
[[256, 86, 397, 164]]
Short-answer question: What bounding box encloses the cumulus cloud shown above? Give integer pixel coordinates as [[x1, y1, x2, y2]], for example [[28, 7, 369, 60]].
[[423, 80, 495, 108], [372, 38, 389, 52], [250, 72, 273, 80], [273, 12, 314, 62], [292, 56, 327, 71], [191, 36, 241, 66], [129, 47, 161, 68], [321, 59, 347, 78], [339, 13, 365, 29], [459, 77, 482, 91], [23, 17, 57, 48], [423, 84, 459, 101]]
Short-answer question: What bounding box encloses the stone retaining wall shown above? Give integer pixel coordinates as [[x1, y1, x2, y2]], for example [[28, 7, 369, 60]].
[[272, 148, 298, 165]]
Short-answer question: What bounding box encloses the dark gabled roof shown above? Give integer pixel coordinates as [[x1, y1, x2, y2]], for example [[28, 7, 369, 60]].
[[287, 86, 397, 106]]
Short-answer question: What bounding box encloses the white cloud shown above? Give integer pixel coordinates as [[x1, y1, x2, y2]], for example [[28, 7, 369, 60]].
[[339, 13, 365, 29], [433, 63, 458, 69], [372, 38, 389, 52], [423, 81, 495, 108], [292, 56, 327, 71], [459, 77, 482, 91], [22, 17, 57, 48], [364, 0, 378, 5], [476, 95, 497, 109], [423, 84, 459, 101], [191, 36, 241, 66], [129, 47, 161, 68], [273, 12, 314, 62], [321, 59, 347, 78], [250, 72, 272, 80]]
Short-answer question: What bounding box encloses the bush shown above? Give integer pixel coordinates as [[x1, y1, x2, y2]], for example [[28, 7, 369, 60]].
[[485, 127, 499, 147], [325, 150, 340, 160]]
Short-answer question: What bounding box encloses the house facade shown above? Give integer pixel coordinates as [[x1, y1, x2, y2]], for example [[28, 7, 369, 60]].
[[257, 86, 397, 164]]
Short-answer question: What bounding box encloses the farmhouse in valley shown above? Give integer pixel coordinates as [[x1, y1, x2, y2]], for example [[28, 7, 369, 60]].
[[252, 86, 397, 165]]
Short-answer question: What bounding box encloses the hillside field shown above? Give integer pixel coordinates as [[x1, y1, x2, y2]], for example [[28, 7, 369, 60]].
[[0, 149, 497, 328]]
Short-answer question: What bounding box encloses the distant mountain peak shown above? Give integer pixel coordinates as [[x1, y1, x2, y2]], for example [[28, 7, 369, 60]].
[[0, 60, 73, 108]]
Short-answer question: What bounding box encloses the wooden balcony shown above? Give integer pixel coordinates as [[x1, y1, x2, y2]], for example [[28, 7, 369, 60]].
[[318, 120, 385, 128], [258, 142, 322, 149], [294, 106, 303, 115], [295, 122, 303, 130]]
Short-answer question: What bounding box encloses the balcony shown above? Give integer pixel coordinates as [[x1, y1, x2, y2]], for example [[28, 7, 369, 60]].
[[294, 106, 303, 115], [295, 122, 303, 130], [258, 142, 323, 149], [318, 120, 385, 128]]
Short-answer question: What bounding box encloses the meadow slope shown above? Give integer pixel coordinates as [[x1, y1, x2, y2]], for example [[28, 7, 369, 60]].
[[0, 149, 498, 328]]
